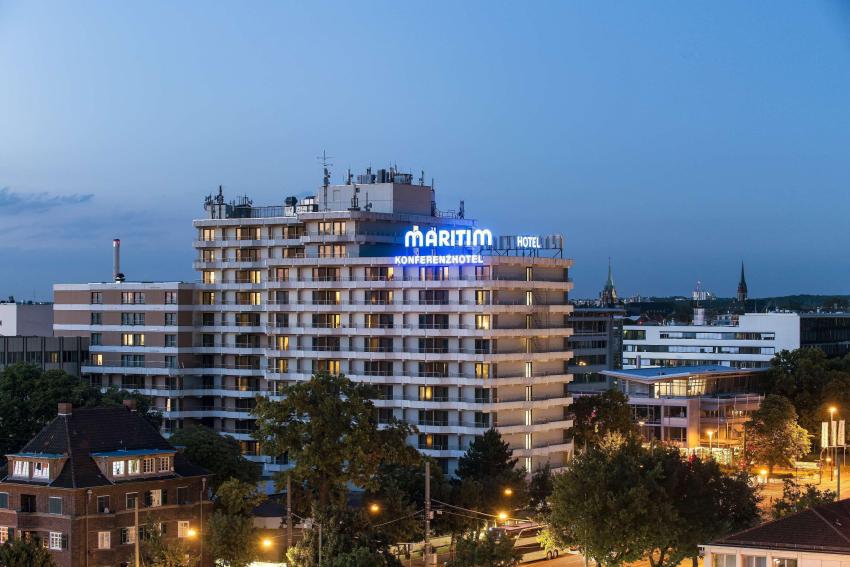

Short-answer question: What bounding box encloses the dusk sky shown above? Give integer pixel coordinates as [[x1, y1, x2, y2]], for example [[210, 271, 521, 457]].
[[2, 1, 849, 300]]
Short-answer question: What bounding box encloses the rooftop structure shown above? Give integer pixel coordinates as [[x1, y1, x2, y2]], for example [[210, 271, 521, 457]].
[[0, 301, 53, 337]]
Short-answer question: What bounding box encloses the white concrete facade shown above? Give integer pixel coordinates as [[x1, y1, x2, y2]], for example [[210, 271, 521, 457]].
[[0, 302, 53, 336]]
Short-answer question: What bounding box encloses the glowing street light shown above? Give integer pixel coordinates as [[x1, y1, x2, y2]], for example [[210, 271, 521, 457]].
[[503, 488, 513, 497], [369, 503, 381, 514], [707, 430, 714, 453], [187, 528, 197, 539], [498, 511, 508, 521], [261, 538, 273, 549]]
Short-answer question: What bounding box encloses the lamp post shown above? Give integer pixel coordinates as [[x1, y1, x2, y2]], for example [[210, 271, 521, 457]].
[[831, 406, 840, 497], [707, 430, 714, 456]]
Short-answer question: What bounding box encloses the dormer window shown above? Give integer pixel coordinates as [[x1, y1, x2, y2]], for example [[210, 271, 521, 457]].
[[128, 459, 140, 475], [32, 461, 49, 480], [112, 461, 125, 476], [12, 460, 29, 478], [158, 456, 172, 472]]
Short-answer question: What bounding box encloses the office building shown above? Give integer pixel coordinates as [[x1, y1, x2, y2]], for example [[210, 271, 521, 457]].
[[0, 301, 53, 337], [0, 401, 211, 567], [567, 306, 624, 394], [622, 312, 850, 370], [0, 336, 89, 376], [55, 169, 575, 477], [602, 365, 764, 461]]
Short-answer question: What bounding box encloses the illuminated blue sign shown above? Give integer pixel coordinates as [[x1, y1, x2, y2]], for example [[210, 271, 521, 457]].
[[403, 225, 493, 248]]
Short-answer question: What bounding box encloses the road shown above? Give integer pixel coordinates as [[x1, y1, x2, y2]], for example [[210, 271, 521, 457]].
[[523, 551, 586, 567]]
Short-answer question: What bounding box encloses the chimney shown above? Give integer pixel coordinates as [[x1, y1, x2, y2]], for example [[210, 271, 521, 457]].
[[58, 402, 72, 416], [122, 399, 137, 412], [113, 238, 125, 283]]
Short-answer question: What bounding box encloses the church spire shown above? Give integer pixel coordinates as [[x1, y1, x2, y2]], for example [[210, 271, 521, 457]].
[[600, 257, 618, 306], [736, 261, 748, 303]]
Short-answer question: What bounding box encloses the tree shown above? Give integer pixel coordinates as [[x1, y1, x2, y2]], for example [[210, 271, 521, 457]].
[[94, 386, 163, 429], [0, 537, 57, 567], [745, 394, 811, 475], [455, 428, 528, 526], [528, 465, 554, 517], [205, 479, 265, 567], [141, 525, 197, 567], [448, 531, 520, 567], [253, 372, 419, 515], [169, 424, 260, 488], [566, 389, 638, 451], [770, 479, 836, 519]]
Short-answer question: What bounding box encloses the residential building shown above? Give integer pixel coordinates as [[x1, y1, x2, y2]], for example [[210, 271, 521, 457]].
[[0, 401, 211, 567], [55, 169, 575, 477], [704, 499, 850, 567], [602, 365, 764, 461], [0, 301, 53, 336], [0, 336, 89, 376]]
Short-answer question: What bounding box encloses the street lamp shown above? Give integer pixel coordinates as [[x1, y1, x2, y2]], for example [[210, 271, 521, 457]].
[[707, 430, 714, 454], [187, 528, 198, 539], [503, 488, 513, 497], [498, 511, 508, 522], [369, 503, 381, 514], [261, 537, 273, 550]]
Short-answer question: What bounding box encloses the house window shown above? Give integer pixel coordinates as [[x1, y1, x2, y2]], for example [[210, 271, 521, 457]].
[[126, 493, 138, 510], [744, 558, 767, 567], [773, 560, 797, 567], [714, 554, 737, 567], [158, 456, 171, 472], [0, 527, 8, 543], [143, 458, 155, 473], [48, 497, 63, 515], [98, 495, 110, 514], [48, 532, 63, 550], [128, 460, 140, 475], [12, 460, 28, 478], [20, 494, 36, 513], [0, 493, 8, 509], [146, 489, 162, 508], [120, 526, 136, 544], [176, 487, 188, 505], [112, 461, 125, 476], [32, 461, 49, 480], [177, 521, 190, 538], [98, 531, 110, 549]]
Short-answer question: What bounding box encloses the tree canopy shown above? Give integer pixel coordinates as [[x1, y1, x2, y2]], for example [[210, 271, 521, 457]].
[[566, 389, 638, 451], [0, 537, 57, 567], [745, 394, 811, 474], [169, 424, 260, 488], [205, 479, 265, 567], [770, 479, 836, 519]]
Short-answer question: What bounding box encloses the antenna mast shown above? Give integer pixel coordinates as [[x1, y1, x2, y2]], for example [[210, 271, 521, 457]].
[[317, 150, 334, 210]]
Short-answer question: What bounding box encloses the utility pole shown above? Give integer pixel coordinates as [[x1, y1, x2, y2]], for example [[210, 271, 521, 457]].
[[424, 461, 431, 567], [135, 495, 140, 567], [200, 477, 207, 567], [287, 474, 293, 551]]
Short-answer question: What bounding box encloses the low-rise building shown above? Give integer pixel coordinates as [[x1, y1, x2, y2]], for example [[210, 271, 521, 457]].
[[0, 336, 89, 376], [0, 301, 53, 337], [602, 365, 764, 461], [704, 499, 850, 567], [0, 401, 212, 567]]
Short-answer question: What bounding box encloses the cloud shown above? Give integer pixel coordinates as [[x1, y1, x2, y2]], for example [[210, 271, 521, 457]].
[[0, 186, 94, 213]]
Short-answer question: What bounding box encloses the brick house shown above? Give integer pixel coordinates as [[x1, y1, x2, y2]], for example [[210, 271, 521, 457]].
[[0, 401, 212, 567]]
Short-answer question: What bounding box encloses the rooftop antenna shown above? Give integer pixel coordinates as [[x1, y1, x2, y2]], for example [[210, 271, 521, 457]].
[[459, 200, 465, 219], [419, 170, 425, 186], [346, 168, 353, 185], [317, 150, 333, 210]]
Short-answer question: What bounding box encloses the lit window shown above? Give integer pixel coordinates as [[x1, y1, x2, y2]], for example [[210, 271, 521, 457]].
[[177, 521, 190, 538], [13, 460, 29, 478], [475, 315, 490, 330], [32, 461, 49, 480], [203, 271, 216, 284], [143, 458, 155, 473], [112, 461, 125, 476], [475, 363, 490, 379], [0, 527, 8, 543], [120, 527, 136, 544], [148, 489, 163, 507], [48, 532, 63, 550], [158, 457, 171, 472], [128, 460, 140, 475], [92, 354, 103, 366], [98, 531, 110, 549]]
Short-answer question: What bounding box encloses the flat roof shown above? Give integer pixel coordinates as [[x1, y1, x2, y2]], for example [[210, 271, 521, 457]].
[[602, 365, 760, 382]]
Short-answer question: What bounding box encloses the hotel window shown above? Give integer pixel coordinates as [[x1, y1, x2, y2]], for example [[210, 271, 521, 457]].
[[98, 531, 111, 549], [474, 266, 490, 280], [121, 333, 145, 347], [318, 221, 346, 235], [143, 458, 155, 474], [420, 266, 449, 281], [273, 359, 288, 373], [475, 290, 491, 305], [365, 361, 393, 377], [378, 408, 394, 425], [92, 353, 103, 366], [273, 267, 289, 282], [165, 355, 177, 369], [202, 249, 216, 262], [120, 526, 136, 544], [158, 456, 172, 472], [91, 333, 102, 346], [236, 226, 261, 240], [121, 292, 145, 304], [773, 560, 797, 567], [128, 459, 140, 475], [365, 266, 393, 281], [475, 363, 490, 379], [367, 290, 393, 305], [475, 315, 491, 330], [313, 359, 341, 374], [418, 434, 448, 450], [275, 336, 289, 351], [201, 292, 216, 305], [90, 312, 102, 325], [33, 461, 49, 480], [474, 412, 490, 428], [313, 314, 341, 329], [313, 290, 341, 305], [525, 267, 533, 281], [475, 387, 491, 403], [526, 291, 534, 306], [48, 496, 63, 515], [201, 228, 215, 241], [90, 292, 103, 304], [165, 291, 177, 304], [318, 244, 346, 258], [526, 314, 533, 329], [164, 334, 177, 348], [526, 385, 533, 401], [48, 531, 64, 550], [178, 521, 191, 539], [419, 314, 448, 330], [0, 493, 7, 509], [112, 461, 125, 476], [474, 339, 490, 354], [313, 267, 340, 281], [202, 271, 216, 284], [419, 362, 449, 378], [366, 314, 393, 329], [121, 312, 146, 325], [525, 362, 533, 378], [713, 555, 736, 567]]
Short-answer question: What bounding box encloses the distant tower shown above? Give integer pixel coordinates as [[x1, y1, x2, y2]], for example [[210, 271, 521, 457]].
[[600, 257, 618, 306], [736, 262, 748, 303]]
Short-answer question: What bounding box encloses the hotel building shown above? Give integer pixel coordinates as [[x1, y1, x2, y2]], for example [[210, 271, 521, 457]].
[[54, 170, 575, 477]]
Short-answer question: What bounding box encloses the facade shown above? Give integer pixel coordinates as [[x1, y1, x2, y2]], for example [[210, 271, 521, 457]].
[[0, 336, 89, 376], [0, 402, 211, 567], [55, 171, 575, 477], [602, 365, 763, 460], [567, 306, 624, 394], [623, 312, 850, 369], [704, 499, 850, 567], [0, 301, 53, 336]]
